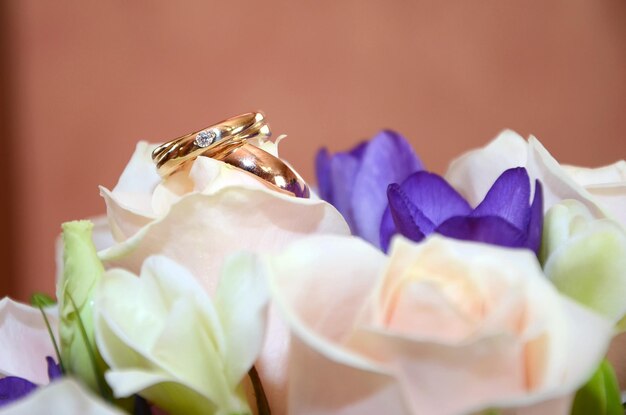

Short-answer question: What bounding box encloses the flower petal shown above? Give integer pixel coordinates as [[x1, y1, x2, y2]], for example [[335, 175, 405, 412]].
[[328, 152, 366, 231], [0, 377, 37, 408], [396, 171, 472, 227], [0, 379, 124, 415], [0, 299, 58, 385], [215, 253, 269, 389], [436, 216, 528, 248], [110, 141, 161, 216], [264, 235, 411, 414], [543, 202, 626, 324], [445, 130, 529, 206], [351, 131, 423, 246], [386, 183, 428, 241], [379, 207, 398, 253], [525, 180, 544, 253], [99, 187, 350, 297], [471, 168, 531, 231]]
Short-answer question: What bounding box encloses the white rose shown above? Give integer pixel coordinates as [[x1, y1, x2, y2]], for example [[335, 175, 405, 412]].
[[262, 235, 612, 415]]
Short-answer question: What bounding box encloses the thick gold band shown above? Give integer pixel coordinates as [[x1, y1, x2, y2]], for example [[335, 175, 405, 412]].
[[220, 143, 310, 198]]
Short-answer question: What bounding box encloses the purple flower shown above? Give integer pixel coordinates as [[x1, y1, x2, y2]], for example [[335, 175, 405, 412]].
[[316, 131, 423, 246], [0, 357, 61, 407], [380, 168, 543, 253]]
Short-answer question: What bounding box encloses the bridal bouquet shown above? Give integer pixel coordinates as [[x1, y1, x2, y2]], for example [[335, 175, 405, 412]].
[[1, 113, 625, 415]]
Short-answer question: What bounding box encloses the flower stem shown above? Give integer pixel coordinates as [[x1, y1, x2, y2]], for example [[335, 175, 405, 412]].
[[248, 365, 271, 415]]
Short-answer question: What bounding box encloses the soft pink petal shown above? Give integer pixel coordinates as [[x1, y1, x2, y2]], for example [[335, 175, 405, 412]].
[[266, 235, 411, 414], [111, 141, 161, 212], [100, 189, 349, 296], [0, 299, 59, 385], [525, 137, 607, 215], [100, 186, 153, 242], [349, 328, 524, 415]]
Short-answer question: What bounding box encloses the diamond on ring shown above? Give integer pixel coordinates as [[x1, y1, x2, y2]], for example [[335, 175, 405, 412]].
[[195, 129, 220, 148]]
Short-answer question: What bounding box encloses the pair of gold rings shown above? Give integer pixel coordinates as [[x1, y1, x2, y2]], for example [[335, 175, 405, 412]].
[[152, 112, 310, 198]]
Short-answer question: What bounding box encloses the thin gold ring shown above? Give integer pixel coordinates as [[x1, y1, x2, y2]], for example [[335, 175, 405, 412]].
[[220, 143, 310, 198], [152, 112, 270, 177]]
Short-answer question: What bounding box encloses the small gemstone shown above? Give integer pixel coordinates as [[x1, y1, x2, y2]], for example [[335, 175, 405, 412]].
[[195, 129, 219, 148]]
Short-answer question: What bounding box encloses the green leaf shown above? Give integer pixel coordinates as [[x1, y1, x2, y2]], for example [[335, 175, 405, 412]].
[[30, 293, 57, 307], [572, 359, 622, 415]]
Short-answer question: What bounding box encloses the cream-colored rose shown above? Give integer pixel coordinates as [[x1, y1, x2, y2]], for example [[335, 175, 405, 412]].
[[0, 299, 58, 385], [445, 130, 625, 225], [96, 140, 350, 412], [264, 235, 613, 415]]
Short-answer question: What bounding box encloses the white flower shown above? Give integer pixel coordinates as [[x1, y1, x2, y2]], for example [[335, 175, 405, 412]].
[[262, 235, 613, 415], [94, 254, 269, 415]]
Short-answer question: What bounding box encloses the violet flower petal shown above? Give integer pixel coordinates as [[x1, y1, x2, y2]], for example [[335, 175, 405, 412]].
[[46, 357, 62, 381], [329, 153, 365, 232], [351, 130, 423, 245], [471, 168, 531, 230], [395, 171, 472, 227], [385, 184, 429, 249], [524, 180, 544, 253], [436, 216, 528, 248], [387, 183, 435, 234], [0, 377, 37, 407], [379, 207, 398, 252]]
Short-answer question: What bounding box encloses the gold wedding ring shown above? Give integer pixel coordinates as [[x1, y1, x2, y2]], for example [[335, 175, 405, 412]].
[[152, 112, 310, 198], [221, 143, 310, 198], [152, 112, 270, 177]]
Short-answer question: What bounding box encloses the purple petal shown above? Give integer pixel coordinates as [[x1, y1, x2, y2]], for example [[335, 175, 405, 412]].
[[46, 357, 62, 381], [0, 377, 37, 407], [524, 180, 544, 253], [388, 183, 436, 234], [436, 216, 528, 248], [396, 171, 472, 227], [472, 168, 531, 230], [351, 131, 423, 245], [315, 148, 333, 203], [329, 153, 365, 232], [379, 207, 398, 252], [349, 140, 369, 159], [386, 184, 428, 243]]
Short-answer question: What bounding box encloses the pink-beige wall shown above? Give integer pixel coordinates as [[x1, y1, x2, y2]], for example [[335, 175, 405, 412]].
[[2, 1, 626, 300]]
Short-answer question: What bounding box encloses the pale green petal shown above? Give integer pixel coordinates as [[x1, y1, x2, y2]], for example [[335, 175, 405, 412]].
[[215, 253, 270, 389], [94, 255, 259, 415], [58, 220, 106, 391], [543, 200, 626, 324]]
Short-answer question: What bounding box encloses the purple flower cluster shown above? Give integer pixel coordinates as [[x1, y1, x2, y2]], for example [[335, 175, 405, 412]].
[[316, 132, 543, 253]]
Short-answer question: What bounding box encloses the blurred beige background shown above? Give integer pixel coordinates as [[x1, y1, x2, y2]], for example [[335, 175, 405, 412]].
[[1, 0, 625, 302]]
